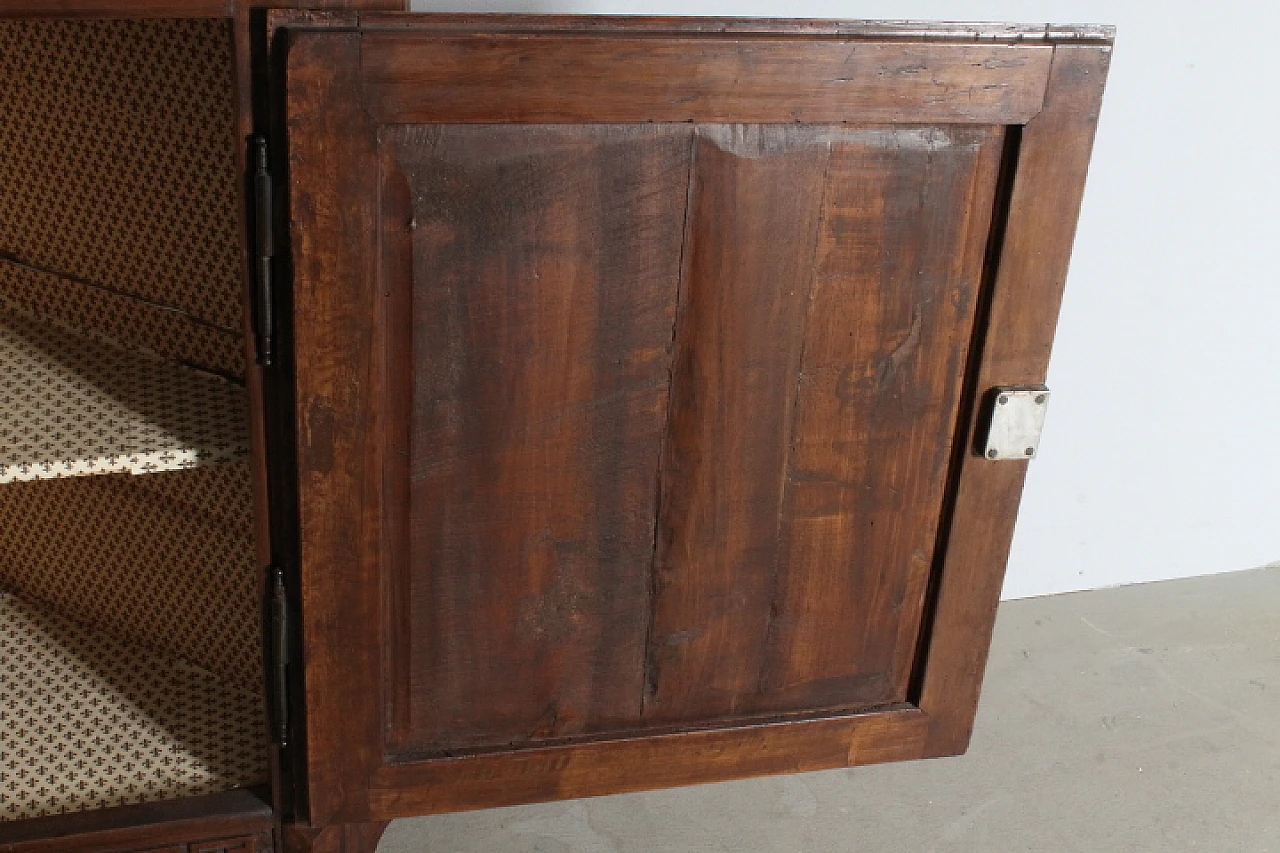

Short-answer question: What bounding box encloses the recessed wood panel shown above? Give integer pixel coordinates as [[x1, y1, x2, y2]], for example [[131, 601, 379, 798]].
[[642, 126, 833, 723], [383, 123, 1004, 751], [644, 125, 1004, 723], [386, 125, 694, 755], [753, 125, 1005, 712]]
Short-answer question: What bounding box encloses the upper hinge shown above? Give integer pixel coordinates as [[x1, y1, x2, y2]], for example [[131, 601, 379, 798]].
[[268, 564, 291, 747], [252, 136, 275, 367]]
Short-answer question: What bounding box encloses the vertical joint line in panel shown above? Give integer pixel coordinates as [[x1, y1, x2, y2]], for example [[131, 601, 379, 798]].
[[906, 124, 1024, 707], [375, 123, 405, 754], [755, 138, 836, 698], [641, 128, 700, 717]]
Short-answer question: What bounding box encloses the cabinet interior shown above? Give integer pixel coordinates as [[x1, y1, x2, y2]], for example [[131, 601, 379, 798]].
[[0, 17, 267, 822]]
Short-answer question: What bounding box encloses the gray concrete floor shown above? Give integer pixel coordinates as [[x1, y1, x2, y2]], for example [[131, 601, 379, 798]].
[[380, 565, 1280, 852]]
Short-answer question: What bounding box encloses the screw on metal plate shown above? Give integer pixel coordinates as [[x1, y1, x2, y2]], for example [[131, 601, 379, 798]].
[[982, 386, 1050, 461]]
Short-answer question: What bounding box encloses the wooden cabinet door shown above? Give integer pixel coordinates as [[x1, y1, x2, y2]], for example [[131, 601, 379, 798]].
[[278, 14, 1111, 826]]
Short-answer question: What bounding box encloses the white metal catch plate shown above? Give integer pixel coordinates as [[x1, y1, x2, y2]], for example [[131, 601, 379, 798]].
[[983, 386, 1050, 461]]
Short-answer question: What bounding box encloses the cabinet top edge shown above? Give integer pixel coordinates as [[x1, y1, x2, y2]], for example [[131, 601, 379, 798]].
[[275, 12, 1115, 45]]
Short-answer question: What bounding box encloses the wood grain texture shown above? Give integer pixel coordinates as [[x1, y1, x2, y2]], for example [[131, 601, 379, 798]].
[[0, 789, 273, 853], [0, 0, 238, 14], [645, 125, 1004, 723], [384, 125, 693, 755], [914, 44, 1113, 754], [755, 125, 1005, 712], [280, 822, 385, 853], [192, 836, 270, 853], [346, 14, 1113, 43], [643, 126, 831, 723], [284, 32, 383, 825], [362, 36, 1053, 125], [367, 708, 927, 819], [0, 0, 403, 17]]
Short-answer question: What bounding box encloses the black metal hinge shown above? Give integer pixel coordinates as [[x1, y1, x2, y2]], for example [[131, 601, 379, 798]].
[[252, 136, 275, 367], [268, 564, 291, 747]]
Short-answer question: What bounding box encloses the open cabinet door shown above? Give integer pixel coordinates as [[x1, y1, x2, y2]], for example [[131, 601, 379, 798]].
[[277, 14, 1111, 828]]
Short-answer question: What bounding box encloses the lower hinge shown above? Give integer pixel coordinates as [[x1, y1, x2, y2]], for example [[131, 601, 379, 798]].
[[268, 564, 291, 747]]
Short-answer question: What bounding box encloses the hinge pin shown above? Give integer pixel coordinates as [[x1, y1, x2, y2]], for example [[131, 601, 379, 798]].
[[270, 565, 290, 746], [253, 136, 275, 367]]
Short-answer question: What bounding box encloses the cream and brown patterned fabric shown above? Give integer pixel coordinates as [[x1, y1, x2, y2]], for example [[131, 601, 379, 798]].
[[0, 592, 267, 821], [0, 17, 267, 823], [0, 302, 250, 484], [0, 461, 262, 692], [0, 19, 245, 351], [0, 259, 245, 379]]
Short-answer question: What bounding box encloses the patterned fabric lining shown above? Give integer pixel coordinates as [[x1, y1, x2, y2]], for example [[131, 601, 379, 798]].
[[0, 302, 249, 484], [0, 258, 245, 379], [0, 462, 262, 691], [0, 592, 267, 822], [0, 18, 244, 333], [0, 18, 266, 824]]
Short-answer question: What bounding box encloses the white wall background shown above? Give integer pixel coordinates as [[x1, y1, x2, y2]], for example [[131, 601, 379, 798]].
[[410, 0, 1280, 599]]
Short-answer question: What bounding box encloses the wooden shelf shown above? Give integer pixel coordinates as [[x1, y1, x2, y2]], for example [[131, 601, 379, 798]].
[[0, 304, 249, 484], [0, 591, 268, 822]]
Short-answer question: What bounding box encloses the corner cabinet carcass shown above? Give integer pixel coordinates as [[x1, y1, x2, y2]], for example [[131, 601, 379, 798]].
[[269, 14, 1111, 847]]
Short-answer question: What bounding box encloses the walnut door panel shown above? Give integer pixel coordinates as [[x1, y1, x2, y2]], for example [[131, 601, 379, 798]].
[[383, 124, 693, 754], [647, 125, 1003, 723], [376, 123, 1002, 757], [283, 17, 1111, 824]]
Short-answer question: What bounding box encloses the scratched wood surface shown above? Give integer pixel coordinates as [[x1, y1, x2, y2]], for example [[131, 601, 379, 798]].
[[755, 125, 1005, 712], [281, 17, 1111, 825], [386, 125, 693, 753], [641, 127, 832, 723], [362, 36, 1052, 125], [345, 14, 1113, 41], [0, 788, 273, 853], [916, 44, 1114, 756], [376, 123, 1003, 755], [648, 125, 1005, 723]]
